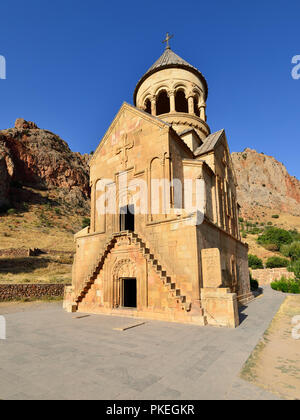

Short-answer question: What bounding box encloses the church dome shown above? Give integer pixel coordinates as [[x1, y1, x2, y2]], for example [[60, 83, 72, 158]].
[[134, 40, 210, 141], [133, 48, 208, 104]]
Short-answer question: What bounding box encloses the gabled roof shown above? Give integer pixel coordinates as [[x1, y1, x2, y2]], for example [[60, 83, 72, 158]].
[[133, 48, 208, 104], [194, 129, 225, 156], [89, 102, 170, 166]]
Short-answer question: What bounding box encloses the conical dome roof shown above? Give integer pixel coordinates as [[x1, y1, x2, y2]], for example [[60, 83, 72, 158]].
[[134, 48, 208, 104]]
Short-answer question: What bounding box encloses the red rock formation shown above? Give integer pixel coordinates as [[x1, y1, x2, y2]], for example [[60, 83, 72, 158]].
[[0, 119, 90, 210], [231, 148, 300, 217]]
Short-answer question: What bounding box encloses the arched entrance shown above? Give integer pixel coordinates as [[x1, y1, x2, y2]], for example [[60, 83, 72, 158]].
[[112, 258, 137, 308]]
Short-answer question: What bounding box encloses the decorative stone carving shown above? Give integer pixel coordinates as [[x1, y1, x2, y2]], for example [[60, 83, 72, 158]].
[[201, 248, 222, 288], [113, 258, 136, 278]]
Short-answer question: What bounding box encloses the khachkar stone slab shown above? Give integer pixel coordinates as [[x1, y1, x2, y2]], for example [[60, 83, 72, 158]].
[[201, 248, 222, 288]]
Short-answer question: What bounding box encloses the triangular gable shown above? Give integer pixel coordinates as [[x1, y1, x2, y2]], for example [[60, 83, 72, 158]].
[[195, 129, 237, 185], [194, 129, 225, 156], [90, 102, 170, 166]]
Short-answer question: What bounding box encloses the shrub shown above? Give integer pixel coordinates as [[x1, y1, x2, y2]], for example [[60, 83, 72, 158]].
[[265, 256, 289, 268], [251, 227, 264, 235], [257, 227, 293, 250], [288, 260, 300, 280], [272, 214, 279, 219], [290, 229, 300, 242], [7, 208, 16, 215], [54, 208, 61, 216], [82, 217, 90, 229], [248, 254, 264, 269], [281, 241, 300, 261], [242, 232, 247, 238], [250, 273, 259, 291], [238, 217, 244, 223], [271, 276, 300, 294]]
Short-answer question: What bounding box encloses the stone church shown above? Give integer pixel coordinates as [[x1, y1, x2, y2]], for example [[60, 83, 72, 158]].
[[64, 39, 252, 328]]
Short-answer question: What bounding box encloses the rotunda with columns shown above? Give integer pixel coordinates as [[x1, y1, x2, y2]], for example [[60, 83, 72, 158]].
[[134, 43, 210, 141]]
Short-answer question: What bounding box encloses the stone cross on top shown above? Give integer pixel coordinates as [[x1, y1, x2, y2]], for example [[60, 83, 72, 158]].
[[116, 133, 134, 169], [162, 32, 174, 50]]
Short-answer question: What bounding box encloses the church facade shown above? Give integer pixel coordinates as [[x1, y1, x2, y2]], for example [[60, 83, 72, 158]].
[[63, 42, 253, 328]]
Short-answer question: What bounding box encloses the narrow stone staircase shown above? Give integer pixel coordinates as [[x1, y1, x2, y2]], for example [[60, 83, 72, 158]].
[[75, 231, 192, 312]]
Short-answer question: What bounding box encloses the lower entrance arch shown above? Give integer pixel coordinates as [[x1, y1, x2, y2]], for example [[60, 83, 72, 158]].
[[112, 258, 137, 309]]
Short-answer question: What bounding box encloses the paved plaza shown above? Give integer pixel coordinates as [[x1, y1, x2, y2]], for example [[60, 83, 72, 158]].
[[0, 287, 285, 400]]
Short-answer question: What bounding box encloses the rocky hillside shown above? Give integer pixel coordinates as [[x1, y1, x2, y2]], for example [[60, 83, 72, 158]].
[[232, 148, 300, 218], [0, 119, 90, 211]]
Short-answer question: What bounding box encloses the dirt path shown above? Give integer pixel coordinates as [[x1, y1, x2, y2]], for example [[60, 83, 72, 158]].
[[241, 294, 300, 400]]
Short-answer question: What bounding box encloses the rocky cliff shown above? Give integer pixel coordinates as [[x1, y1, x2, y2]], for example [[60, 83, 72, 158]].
[[0, 119, 90, 210], [232, 148, 300, 217]]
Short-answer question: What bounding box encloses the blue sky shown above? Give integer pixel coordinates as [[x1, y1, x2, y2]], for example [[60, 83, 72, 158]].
[[0, 0, 299, 178]]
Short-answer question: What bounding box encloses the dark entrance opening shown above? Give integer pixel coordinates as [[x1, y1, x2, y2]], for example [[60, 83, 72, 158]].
[[123, 278, 137, 308], [120, 205, 135, 231]]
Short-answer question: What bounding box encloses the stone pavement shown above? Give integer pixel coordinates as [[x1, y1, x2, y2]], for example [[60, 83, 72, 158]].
[[0, 287, 285, 400]]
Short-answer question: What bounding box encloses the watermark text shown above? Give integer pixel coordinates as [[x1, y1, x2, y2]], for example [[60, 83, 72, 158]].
[[0, 55, 6, 80]]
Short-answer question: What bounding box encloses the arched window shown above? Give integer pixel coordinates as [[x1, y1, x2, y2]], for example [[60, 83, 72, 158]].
[[193, 96, 200, 117], [156, 90, 170, 115], [175, 90, 188, 113], [144, 98, 151, 114]]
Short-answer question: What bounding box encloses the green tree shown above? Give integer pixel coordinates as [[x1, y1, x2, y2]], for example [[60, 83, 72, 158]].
[[257, 227, 293, 251], [281, 241, 300, 262], [289, 260, 300, 279], [266, 256, 289, 269], [248, 254, 264, 269]]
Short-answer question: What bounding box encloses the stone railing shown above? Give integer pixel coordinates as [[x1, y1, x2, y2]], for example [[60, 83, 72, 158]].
[[0, 284, 68, 302], [251, 268, 295, 286]]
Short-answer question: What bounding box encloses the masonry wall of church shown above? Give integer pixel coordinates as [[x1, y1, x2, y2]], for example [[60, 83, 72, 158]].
[[90, 110, 171, 233], [212, 145, 240, 240], [73, 233, 106, 297], [143, 221, 198, 303], [196, 220, 249, 297]]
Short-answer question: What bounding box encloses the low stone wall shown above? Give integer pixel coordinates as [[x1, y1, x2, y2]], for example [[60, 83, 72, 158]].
[[251, 268, 295, 286], [0, 284, 67, 302], [0, 248, 41, 258]]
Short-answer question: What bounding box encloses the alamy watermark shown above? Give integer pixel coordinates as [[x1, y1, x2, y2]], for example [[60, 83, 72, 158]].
[[291, 55, 300, 80], [96, 173, 206, 227], [0, 55, 6, 80], [0, 316, 6, 340], [292, 315, 300, 340]]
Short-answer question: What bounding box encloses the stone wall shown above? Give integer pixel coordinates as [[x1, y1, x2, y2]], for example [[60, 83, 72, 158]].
[[251, 268, 295, 286], [0, 284, 67, 301], [0, 248, 41, 258]]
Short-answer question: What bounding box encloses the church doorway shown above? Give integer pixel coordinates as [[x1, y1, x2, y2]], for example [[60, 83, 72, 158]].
[[122, 278, 137, 308], [119, 205, 135, 231]]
